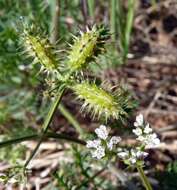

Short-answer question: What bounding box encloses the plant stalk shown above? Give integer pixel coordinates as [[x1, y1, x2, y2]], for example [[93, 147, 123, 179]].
[[59, 103, 84, 137], [0, 132, 85, 148], [136, 165, 153, 190], [24, 88, 65, 168], [49, 0, 84, 138]]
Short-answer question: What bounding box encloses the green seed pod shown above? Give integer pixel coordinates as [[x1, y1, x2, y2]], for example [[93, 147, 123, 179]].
[[72, 81, 133, 121], [67, 25, 110, 74], [22, 28, 60, 76]]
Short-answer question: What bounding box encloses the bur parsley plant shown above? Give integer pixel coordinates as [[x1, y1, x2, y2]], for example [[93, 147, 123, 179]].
[[0, 21, 160, 190]]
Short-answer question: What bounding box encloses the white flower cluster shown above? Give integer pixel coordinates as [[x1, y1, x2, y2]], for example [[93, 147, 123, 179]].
[[117, 148, 148, 165], [86, 114, 160, 165], [86, 125, 121, 159], [133, 114, 160, 148]]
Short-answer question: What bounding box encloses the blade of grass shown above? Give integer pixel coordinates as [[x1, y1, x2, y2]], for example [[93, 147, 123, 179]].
[[110, 0, 116, 42], [117, 0, 125, 53], [87, 0, 94, 19], [123, 0, 135, 61], [117, 0, 135, 63], [50, 0, 60, 43]]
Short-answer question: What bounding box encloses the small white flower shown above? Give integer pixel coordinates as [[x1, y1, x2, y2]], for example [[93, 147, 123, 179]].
[[134, 114, 144, 127], [111, 136, 121, 144], [86, 139, 101, 148], [117, 147, 123, 152], [130, 149, 137, 157], [117, 151, 129, 159], [128, 157, 137, 164], [136, 135, 145, 142], [118, 148, 149, 165], [132, 128, 142, 136], [91, 146, 105, 159], [136, 150, 148, 158], [95, 125, 108, 140], [152, 138, 160, 146], [8, 177, 18, 184], [145, 133, 160, 148], [133, 114, 161, 149], [107, 136, 121, 150], [144, 124, 152, 134], [87, 125, 121, 159]]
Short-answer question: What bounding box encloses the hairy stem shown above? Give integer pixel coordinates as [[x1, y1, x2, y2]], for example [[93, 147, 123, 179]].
[[136, 165, 152, 190], [24, 88, 65, 168]]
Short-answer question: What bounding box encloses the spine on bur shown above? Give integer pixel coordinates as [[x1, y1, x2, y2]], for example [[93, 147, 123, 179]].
[[22, 27, 61, 77], [67, 25, 110, 75], [71, 81, 133, 121]]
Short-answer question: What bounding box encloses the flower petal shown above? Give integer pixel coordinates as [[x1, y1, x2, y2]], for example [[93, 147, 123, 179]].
[[95, 125, 108, 140]]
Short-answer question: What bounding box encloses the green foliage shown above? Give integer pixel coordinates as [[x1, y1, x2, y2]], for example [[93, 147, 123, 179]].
[[157, 161, 177, 190], [0, 0, 50, 127], [0, 0, 50, 83], [54, 146, 116, 189], [0, 165, 27, 185], [0, 1, 53, 176], [0, 126, 35, 165]]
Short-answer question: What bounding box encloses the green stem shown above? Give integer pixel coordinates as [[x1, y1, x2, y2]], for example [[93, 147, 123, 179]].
[[24, 88, 65, 168], [0, 134, 38, 148], [136, 165, 152, 190], [49, 0, 84, 139], [0, 132, 85, 148], [59, 103, 84, 137]]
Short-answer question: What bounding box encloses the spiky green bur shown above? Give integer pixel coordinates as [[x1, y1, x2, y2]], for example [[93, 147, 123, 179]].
[[22, 30, 60, 75], [72, 82, 132, 121], [67, 26, 110, 74]]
